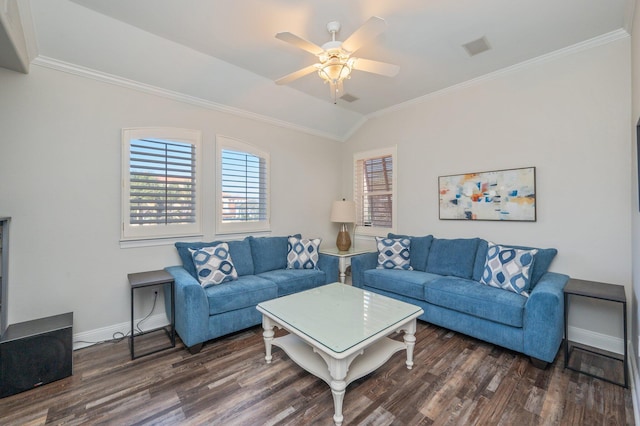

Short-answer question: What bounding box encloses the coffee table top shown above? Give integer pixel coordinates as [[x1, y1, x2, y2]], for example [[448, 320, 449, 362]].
[[257, 283, 423, 355]]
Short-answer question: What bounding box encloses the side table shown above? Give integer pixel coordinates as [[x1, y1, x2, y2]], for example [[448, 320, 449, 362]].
[[128, 269, 175, 360], [563, 278, 627, 388], [320, 247, 376, 283]]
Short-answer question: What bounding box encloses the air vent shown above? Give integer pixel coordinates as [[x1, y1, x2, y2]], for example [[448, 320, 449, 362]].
[[462, 37, 491, 57], [340, 93, 359, 103]]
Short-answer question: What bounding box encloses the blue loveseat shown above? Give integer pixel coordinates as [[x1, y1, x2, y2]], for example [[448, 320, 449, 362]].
[[351, 234, 569, 366], [166, 235, 338, 353]]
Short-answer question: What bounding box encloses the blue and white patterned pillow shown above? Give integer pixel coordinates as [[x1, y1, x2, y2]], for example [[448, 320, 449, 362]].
[[189, 243, 238, 287], [376, 237, 413, 270], [480, 242, 538, 296], [287, 237, 321, 270]]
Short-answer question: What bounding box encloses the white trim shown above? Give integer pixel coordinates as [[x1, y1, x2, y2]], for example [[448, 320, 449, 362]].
[[366, 29, 631, 121], [73, 313, 169, 350], [568, 325, 624, 354], [30, 29, 629, 143], [31, 56, 344, 142]]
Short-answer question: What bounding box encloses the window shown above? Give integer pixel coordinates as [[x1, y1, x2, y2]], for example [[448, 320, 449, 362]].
[[121, 128, 202, 241], [354, 146, 397, 236], [216, 135, 270, 234]]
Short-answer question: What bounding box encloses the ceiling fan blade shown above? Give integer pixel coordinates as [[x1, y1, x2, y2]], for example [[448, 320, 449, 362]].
[[275, 32, 324, 56], [275, 64, 318, 85], [352, 58, 400, 77], [341, 16, 387, 54]]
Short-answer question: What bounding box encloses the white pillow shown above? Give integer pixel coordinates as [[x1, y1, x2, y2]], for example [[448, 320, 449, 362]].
[[189, 243, 238, 287], [287, 237, 321, 269]]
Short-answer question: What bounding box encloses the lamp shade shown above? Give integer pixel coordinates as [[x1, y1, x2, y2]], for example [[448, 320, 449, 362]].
[[330, 200, 356, 223]]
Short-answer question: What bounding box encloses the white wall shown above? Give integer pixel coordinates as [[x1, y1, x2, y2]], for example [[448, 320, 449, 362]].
[[344, 37, 632, 345], [630, 0, 640, 408], [0, 63, 341, 336]]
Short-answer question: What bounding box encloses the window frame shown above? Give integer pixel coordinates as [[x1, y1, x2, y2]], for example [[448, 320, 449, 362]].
[[216, 135, 271, 235], [353, 146, 397, 237], [121, 127, 203, 241]]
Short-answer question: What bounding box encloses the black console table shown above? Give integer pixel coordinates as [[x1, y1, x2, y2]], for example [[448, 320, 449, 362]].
[[563, 278, 627, 388], [128, 270, 175, 360]]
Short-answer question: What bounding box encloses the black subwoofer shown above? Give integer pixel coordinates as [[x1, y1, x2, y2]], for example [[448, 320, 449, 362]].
[[0, 312, 73, 398]]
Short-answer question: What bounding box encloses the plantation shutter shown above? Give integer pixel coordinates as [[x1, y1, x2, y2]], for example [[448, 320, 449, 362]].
[[355, 153, 393, 228], [129, 138, 196, 226], [220, 149, 268, 223]]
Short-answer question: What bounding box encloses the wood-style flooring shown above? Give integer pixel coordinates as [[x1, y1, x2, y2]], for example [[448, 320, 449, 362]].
[[0, 321, 634, 425]]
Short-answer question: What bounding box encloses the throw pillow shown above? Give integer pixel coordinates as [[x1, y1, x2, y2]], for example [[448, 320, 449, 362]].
[[376, 237, 413, 270], [189, 243, 238, 287], [287, 237, 321, 269], [388, 233, 434, 272], [480, 242, 538, 296]]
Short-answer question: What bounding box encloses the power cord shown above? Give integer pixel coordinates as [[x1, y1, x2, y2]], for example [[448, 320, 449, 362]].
[[75, 291, 160, 348]]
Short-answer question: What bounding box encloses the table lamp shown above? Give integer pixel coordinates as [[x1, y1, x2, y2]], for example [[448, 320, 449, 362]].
[[330, 199, 356, 251]]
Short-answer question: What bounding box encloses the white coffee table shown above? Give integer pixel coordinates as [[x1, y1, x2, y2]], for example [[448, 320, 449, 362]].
[[257, 283, 424, 426]]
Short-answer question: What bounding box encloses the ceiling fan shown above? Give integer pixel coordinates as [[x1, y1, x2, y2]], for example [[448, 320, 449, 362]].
[[275, 16, 400, 103]]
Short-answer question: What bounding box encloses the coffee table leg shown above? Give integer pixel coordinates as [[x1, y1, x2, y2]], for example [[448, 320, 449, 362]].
[[403, 319, 417, 370], [328, 358, 348, 426], [262, 315, 275, 364]]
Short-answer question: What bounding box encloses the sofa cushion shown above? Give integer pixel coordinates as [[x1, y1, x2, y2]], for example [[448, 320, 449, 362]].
[[258, 269, 326, 297], [176, 237, 254, 279], [479, 242, 538, 296], [424, 276, 526, 328], [376, 237, 413, 270], [472, 239, 557, 289], [426, 238, 480, 279], [249, 235, 301, 274], [364, 269, 441, 300], [189, 243, 238, 287], [388, 233, 434, 271], [287, 237, 321, 270], [205, 275, 277, 315]]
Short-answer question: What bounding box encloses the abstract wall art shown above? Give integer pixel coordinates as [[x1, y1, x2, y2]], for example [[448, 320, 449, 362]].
[[438, 167, 536, 221]]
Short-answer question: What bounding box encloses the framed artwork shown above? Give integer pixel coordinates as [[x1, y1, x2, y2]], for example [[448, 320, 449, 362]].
[[439, 167, 536, 221]]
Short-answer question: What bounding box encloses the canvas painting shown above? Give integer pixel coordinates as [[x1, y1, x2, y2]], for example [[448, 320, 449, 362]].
[[438, 167, 536, 221]]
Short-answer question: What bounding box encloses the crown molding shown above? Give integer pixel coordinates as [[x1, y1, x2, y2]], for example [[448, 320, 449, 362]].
[[31, 55, 344, 142], [368, 29, 631, 120]]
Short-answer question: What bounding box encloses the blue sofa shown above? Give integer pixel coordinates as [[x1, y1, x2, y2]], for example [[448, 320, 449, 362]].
[[351, 234, 569, 366], [165, 235, 338, 353]]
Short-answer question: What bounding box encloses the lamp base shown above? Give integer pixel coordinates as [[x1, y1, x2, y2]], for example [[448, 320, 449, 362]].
[[336, 224, 351, 251]]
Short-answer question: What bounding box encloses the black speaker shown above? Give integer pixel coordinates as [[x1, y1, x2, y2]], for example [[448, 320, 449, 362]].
[[0, 312, 73, 398]]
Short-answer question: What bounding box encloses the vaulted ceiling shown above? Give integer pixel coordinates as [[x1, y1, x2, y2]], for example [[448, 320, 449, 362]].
[[5, 0, 635, 140]]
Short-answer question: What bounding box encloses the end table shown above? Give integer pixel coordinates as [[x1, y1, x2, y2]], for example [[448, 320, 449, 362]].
[[128, 269, 175, 360], [320, 247, 376, 283], [563, 278, 627, 388]]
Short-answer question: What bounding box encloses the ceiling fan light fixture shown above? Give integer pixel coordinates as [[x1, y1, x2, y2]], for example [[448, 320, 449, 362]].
[[317, 56, 354, 84]]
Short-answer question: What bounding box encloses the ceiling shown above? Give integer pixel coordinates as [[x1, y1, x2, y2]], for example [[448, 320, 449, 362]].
[[16, 0, 636, 139]]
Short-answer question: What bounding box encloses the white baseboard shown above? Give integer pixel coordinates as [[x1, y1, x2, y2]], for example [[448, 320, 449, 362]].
[[568, 325, 624, 354], [73, 313, 170, 350]]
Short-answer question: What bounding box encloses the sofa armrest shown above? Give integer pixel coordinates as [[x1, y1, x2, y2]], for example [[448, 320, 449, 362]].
[[351, 252, 378, 288], [317, 254, 339, 283], [165, 265, 209, 348], [523, 271, 570, 363]]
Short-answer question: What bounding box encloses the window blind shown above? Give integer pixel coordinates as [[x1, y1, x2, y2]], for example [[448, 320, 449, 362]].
[[129, 138, 196, 226], [220, 149, 268, 223], [355, 154, 393, 228]]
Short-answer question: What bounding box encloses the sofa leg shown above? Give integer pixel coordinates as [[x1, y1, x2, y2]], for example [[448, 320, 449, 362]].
[[530, 357, 549, 369], [187, 343, 203, 354]]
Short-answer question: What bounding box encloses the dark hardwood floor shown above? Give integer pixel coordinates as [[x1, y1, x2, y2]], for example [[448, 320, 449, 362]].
[[0, 321, 634, 425]]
